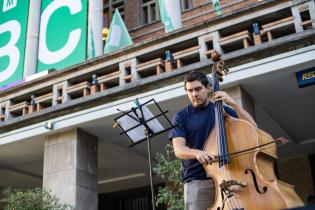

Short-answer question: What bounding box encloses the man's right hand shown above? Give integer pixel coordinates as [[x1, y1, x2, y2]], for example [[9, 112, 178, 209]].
[[194, 150, 213, 165], [172, 138, 215, 164]]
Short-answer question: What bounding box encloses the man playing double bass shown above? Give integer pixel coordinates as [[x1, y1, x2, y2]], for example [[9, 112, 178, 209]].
[[169, 71, 257, 210]]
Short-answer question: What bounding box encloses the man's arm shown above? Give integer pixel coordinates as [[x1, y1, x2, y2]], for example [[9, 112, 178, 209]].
[[213, 91, 257, 127], [172, 137, 213, 165], [229, 103, 257, 127]]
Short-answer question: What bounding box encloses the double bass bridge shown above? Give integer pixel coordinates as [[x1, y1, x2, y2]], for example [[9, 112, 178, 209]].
[[220, 180, 247, 193], [219, 180, 246, 210]]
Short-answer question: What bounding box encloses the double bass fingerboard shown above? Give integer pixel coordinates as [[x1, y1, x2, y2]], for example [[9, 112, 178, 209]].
[[212, 63, 230, 168]]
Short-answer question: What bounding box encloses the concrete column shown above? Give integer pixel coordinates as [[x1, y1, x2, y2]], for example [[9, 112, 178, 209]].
[[198, 34, 211, 62], [43, 128, 98, 210], [119, 62, 126, 86], [308, 0, 315, 28], [0, 101, 8, 120], [291, 4, 304, 33], [52, 83, 60, 106], [24, 0, 42, 78], [52, 81, 70, 105], [211, 31, 223, 55], [119, 58, 139, 85], [292, 0, 315, 31], [5, 100, 12, 120], [225, 86, 255, 119], [130, 58, 139, 81]]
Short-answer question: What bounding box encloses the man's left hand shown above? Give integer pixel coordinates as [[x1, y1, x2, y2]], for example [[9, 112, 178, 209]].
[[213, 91, 237, 107]]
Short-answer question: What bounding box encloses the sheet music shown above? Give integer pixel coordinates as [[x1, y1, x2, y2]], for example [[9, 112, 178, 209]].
[[117, 106, 164, 143]]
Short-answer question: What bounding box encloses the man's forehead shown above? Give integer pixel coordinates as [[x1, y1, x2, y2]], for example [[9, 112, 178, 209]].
[[186, 81, 204, 89]]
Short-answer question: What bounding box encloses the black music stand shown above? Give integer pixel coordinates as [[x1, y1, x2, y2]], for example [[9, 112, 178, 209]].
[[114, 98, 176, 210]]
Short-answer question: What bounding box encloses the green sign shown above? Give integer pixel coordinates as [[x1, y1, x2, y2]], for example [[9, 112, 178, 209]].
[[0, 0, 29, 87], [37, 0, 87, 72]]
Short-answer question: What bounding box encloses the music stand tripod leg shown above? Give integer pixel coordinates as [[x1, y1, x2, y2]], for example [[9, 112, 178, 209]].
[[145, 128, 156, 210]]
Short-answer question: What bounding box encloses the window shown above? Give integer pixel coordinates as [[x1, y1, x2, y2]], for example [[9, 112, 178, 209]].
[[142, 0, 160, 24], [181, 0, 193, 11], [103, 0, 125, 28], [141, 0, 193, 24]]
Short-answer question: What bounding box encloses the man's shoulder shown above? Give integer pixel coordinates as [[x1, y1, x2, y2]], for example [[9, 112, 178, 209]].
[[174, 104, 192, 116], [223, 104, 238, 118]]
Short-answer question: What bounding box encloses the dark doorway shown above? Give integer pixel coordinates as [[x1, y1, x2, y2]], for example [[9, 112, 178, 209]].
[[99, 185, 166, 210]]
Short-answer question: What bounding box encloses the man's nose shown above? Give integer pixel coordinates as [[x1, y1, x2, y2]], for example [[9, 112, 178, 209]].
[[192, 90, 198, 96]]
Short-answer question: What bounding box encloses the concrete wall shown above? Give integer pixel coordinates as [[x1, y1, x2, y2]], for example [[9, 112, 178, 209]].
[[279, 156, 315, 203], [43, 128, 98, 209], [225, 85, 255, 119]]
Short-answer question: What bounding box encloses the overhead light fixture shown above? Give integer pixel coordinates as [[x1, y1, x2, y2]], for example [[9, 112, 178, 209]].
[[98, 173, 146, 185], [44, 121, 54, 130]]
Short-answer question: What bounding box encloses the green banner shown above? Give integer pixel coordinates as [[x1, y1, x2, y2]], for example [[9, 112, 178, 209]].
[[37, 0, 87, 72], [0, 0, 29, 87]]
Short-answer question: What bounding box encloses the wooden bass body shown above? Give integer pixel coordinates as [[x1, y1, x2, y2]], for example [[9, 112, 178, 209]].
[[203, 116, 304, 210]]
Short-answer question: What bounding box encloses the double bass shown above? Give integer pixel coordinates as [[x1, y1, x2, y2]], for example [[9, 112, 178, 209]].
[[203, 51, 304, 210]]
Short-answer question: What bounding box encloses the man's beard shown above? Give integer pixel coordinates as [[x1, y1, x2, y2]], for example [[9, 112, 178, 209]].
[[192, 99, 208, 108]]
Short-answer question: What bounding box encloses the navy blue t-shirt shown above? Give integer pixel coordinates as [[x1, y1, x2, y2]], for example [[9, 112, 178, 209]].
[[169, 102, 238, 183]]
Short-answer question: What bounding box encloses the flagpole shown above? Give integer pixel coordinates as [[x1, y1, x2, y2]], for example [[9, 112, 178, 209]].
[[24, 0, 42, 77], [88, 0, 103, 58]]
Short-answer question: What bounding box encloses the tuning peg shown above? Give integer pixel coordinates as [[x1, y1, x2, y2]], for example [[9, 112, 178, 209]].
[[207, 75, 213, 87], [211, 50, 221, 62]]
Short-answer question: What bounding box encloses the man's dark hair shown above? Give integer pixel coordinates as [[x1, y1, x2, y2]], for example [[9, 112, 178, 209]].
[[184, 71, 209, 90]]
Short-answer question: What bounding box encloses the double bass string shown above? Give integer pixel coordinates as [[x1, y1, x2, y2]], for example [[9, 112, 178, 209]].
[[214, 100, 224, 181], [218, 102, 240, 210], [213, 61, 239, 209], [214, 62, 241, 210], [212, 64, 233, 209], [212, 66, 223, 172], [213, 65, 224, 168]]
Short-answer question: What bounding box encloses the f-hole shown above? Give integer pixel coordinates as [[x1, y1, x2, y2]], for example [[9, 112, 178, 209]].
[[245, 169, 267, 194]]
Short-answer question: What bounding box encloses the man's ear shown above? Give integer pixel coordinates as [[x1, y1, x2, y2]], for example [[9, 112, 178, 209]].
[[207, 87, 212, 98]]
